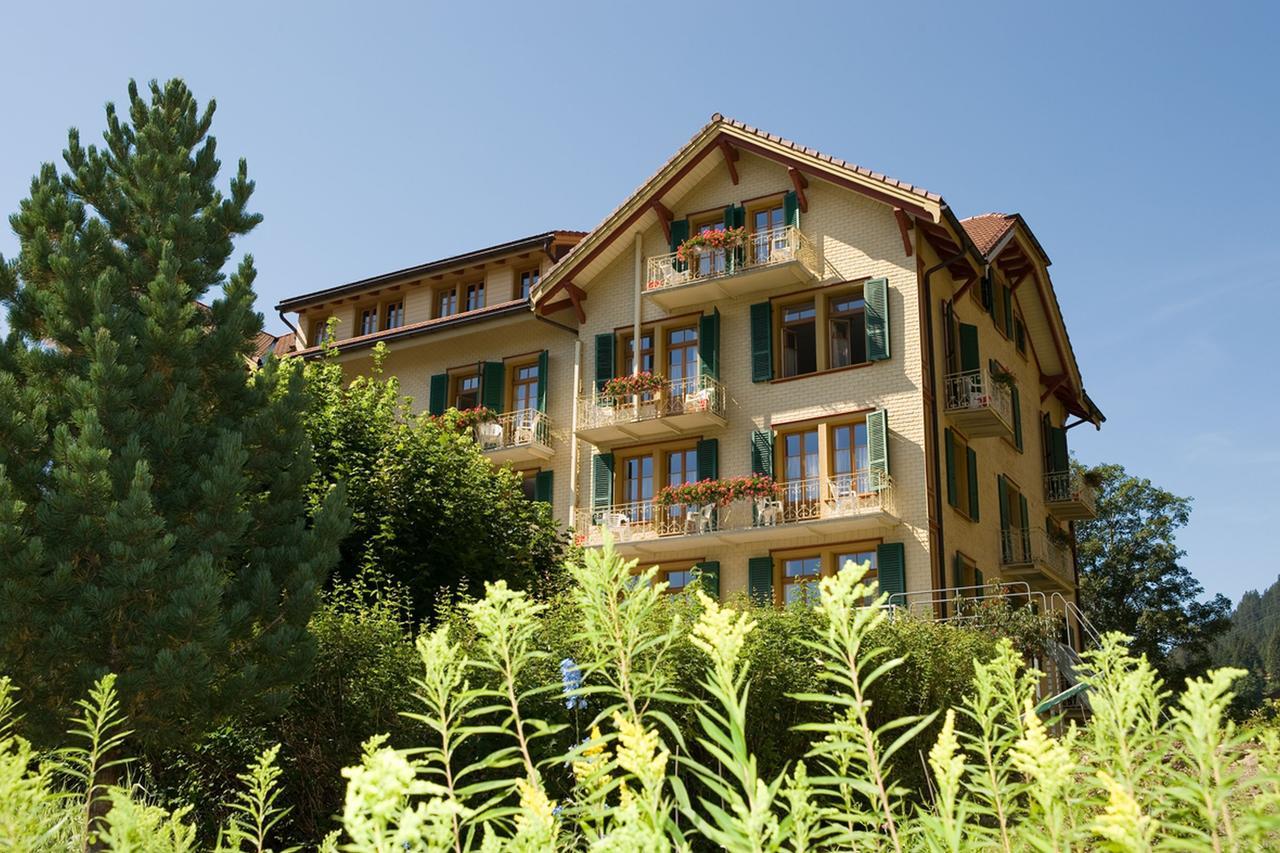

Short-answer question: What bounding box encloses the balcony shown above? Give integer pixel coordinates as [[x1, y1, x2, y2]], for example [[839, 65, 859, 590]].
[[942, 369, 1015, 440], [575, 375, 727, 448], [999, 528, 1074, 590], [575, 471, 897, 554], [475, 409, 553, 466], [1044, 470, 1099, 521], [642, 225, 820, 310]]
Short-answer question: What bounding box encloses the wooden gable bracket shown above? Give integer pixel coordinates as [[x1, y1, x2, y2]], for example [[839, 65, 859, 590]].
[[952, 271, 980, 302], [565, 282, 588, 324], [893, 208, 914, 257], [719, 140, 740, 185], [1039, 373, 1069, 403], [788, 167, 809, 212], [651, 200, 674, 244]]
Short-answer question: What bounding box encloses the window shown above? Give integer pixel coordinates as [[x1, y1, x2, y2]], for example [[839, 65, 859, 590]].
[[835, 548, 879, 603], [662, 567, 696, 594], [619, 452, 655, 523], [620, 331, 655, 375], [452, 372, 480, 410], [828, 294, 867, 368], [510, 361, 540, 412], [1014, 315, 1027, 355], [953, 552, 981, 592], [999, 476, 1029, 564], [310, 318, 334, 346], [783, 555, 823, 605], [749, 201, 786, 264], [780, 301, 817, 377], [993, 280, 1010, 337], [666, 326, 698, 390], [358, 307, 378, 336], [437, 288, 458, 318], [464, 282, 484, 312], [665, 446, 698, 526], [384, 301, 405, 330], [689, 215, 727, 277], [518, 469, 539, 502], [516, 267, 540, 300], [831, 422, 869, 491], [780, 427, 820, 508]]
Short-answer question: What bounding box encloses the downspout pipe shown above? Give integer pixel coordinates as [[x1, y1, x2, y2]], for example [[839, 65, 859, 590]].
[[277, 309, 301, 349], [922, 247, 969, 618]]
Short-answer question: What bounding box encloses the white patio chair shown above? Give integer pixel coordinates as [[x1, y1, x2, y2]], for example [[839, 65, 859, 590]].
[[512, 412, 537, 446], [755, 496, 783, 527], [603, 512, 631, 542], [476, 421, 503, 450], [829, 475, 856, 513], [684, 503, 716, 535]]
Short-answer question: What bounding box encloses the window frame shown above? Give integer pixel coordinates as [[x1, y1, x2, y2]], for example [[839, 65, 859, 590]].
[[771, 281, 870, 381], [383, 299, 405, 330], [515, 265, 542, 301], [449, 369, 482, 410], [947, 428, 977, 521], [770, 539, 882, 607], [506, 356, 542, 413]]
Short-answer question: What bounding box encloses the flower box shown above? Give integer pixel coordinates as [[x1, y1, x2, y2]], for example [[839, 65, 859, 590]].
[[675, 226, 746, 263], [601, 372, 666, 400]]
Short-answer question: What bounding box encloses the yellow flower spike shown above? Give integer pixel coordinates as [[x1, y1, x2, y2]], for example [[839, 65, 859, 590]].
[[612, 712, 669, 789], [690, 590, 757, 673], [1092, 770, 1157, 850]]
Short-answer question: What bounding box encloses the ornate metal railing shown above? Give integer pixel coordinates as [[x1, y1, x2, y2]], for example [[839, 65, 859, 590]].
[[576, 374, 725, 431], [643, 225, 818, 293], [474, 409, 551, 452], [1000, 528, 1073, 580], [575, 471, 893, 545], [1045, 469, 1098, 514], [942, 369, 1014, 424]]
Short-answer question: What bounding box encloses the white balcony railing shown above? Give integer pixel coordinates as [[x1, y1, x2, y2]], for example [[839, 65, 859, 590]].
[[643, 225, 818, 294], [1045, 470, 1098, 515], [1000, 528, 1073, 582], [943, 369, 1014, 425], [474, 409, 551, 453], [575, 471, 893, 546], [576, 375, 726, 432]]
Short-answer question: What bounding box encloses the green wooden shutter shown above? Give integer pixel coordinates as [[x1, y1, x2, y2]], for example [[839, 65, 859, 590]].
[[877, 542, 906, 603], [952, 552, 964, 588], [750, 430, 774, 476], [695, 561, 720, 599], [783, 190, 799, 228], [592, 453, 614, 510], [866, 409, 889, 477], [533, 470, 553, 504], [997, 474, 1010, 534], [699, 309, 720, 380], [974, 567, 984, 589], [594, 333, 615, 393], [1018, 492, 1030, 536], [1011, 385, 1023, 451], [748, 556, 774, 606], [428, 373, 448, 416], [536, 350, 549, 412], [481, 361, 505, 411], [967, 446, 980, 522], [959, 323, 980, 373], [1002, 285, 1014, 337], [944, 428, 957, 507], [980, 273, 993, 311], [865, 277, 890, 361], [670, 218, 689, 272], [750, 301, 773, 382], [696, 438, 719, 482], [1049, 426, 1069, 472]]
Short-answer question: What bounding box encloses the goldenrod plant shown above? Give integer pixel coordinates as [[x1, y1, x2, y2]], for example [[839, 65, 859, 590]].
[[1, 543, 1278, 850]]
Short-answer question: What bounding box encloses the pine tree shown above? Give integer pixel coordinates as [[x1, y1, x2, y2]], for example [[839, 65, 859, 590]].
[[0, 79, 347, 748]]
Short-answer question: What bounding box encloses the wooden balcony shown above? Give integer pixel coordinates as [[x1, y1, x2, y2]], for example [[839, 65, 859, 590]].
[[943, 369, 1015, 440], [999, 528, 1075, 590], [642, 225, 820, 311], [574, 376, 726, 448], [1044, 470, 1099, 521], [575, 471, 897, 555], [475, 409, 554, 466]]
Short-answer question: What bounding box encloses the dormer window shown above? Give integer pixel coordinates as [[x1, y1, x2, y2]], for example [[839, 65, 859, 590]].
[[517, 266, 540, 300], [437, 288, 458, 318], [384, 300, 405, 330], [358, 306, 378, 336], [465, 282, 485, 312]]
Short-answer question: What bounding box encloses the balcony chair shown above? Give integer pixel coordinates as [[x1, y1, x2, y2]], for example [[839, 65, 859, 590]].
[[755, 496, 783, 527], [829, 476, 858, 514], [476, 420, 503, 450], [682, 386, 712, 414], [684, 503, 717, 535], [512, 412, 537, 446], [602, 511, 631, 542]]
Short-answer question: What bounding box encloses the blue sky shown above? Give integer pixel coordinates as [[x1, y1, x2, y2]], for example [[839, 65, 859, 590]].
[[1, 1, 1276, 603]]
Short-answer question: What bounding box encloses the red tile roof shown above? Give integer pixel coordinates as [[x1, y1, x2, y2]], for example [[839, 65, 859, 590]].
[[292, 299, 534, 358], [960, 213, 1017, 256]]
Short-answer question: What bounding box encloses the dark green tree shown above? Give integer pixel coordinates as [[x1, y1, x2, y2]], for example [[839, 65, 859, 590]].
[[302, 343, 568, 618], [1076, 462, 1230, 685], [0, 80, 347, 748]]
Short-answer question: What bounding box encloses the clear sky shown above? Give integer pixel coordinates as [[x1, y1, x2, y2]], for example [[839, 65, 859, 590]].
[[1, 1, 1276, 603]]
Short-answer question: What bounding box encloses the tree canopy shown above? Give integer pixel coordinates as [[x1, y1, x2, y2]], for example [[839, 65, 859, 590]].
[[0, 79, 347, 746], [300, 343, 568, 618], [1076, 462, 1230, 684]]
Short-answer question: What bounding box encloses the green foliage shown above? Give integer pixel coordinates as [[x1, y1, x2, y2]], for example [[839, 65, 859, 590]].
[[301, 344, 567, 619], [1212, 572, 1280, 713], [0, 78, 347, 750], [1076, 462, 1231, 684]]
